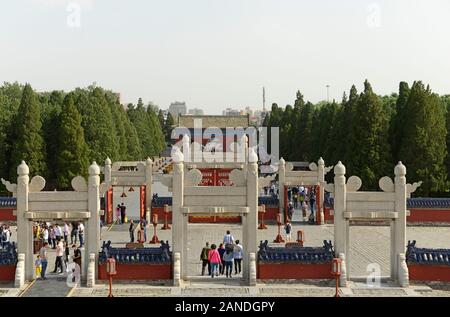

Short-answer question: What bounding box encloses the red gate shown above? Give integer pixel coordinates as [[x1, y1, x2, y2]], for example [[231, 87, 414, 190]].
[[190, 168, 240, 223]]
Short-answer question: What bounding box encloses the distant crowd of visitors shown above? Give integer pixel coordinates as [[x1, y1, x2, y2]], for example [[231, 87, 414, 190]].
[[200, 230, 244, 278], [33, 221, 83, 280], [0, 224, 12, 249]]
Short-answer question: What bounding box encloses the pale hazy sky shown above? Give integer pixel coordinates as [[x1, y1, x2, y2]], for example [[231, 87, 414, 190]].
[[1, 0, 449, 114]]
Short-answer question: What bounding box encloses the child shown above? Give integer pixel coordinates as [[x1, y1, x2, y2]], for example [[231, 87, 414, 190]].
[[35, 255, 42, 279], [302, 201, 308, 221]]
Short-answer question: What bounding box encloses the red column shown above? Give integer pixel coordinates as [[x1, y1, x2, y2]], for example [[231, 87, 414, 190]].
[[106, 187, 113, 224], [140, 185, 146, 219]]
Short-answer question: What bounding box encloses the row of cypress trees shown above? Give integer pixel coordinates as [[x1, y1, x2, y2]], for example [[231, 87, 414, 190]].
[[0, 83, 167, 190], [263, 80, 450, 196]]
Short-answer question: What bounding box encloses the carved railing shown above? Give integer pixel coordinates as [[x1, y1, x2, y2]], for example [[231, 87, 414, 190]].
[[257, 240, 334, 264], [0, 242, 17, 265], [98, 240, 172, 264], [406, 240, 450, 265]]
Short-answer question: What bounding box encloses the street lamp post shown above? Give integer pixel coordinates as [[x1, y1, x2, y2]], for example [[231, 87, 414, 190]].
[[331, 258, 342, 297], [150, 213, 160, 244], [273, 212, 285, 243], [106, 257, 117, 298]]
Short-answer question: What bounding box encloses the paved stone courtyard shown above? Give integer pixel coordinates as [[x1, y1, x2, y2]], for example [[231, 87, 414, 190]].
[[3, 221, 450, 297]]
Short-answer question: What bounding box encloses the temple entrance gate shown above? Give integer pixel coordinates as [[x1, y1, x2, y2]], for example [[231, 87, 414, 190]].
[[278, 157, 332, 224], [103, 158, 153, 224], [1, 161, 102, 287], [170, 147, 259, 286], [328, 161, 421, 287]]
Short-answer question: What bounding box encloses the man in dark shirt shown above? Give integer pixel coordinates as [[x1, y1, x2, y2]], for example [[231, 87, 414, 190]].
[[129, 220, 135, 242], [120, 203, 126, 224]]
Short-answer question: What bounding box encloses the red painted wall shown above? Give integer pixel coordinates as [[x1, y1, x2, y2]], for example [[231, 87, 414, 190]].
[[408, 264, 450, 282], [407, 209, 450, 223], [0, 265, 15, 281], [257, 263, 333, 279], [0, 209, 16, 222], [188, 216, 241, 223], [152, 207, 172, 224], [260, 206, 279, 223], [98, 263, 172, 280], [324, 207, 334, 223]]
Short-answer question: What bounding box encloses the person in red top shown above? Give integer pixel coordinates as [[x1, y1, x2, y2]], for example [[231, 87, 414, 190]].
[[208, 244, 221, 278]]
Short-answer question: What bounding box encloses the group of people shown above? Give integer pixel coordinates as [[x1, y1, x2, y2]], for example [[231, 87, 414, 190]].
[[263, 181, 279, 199], [287, 186, 316, 224], [0, 224, 12, 249], [199, 230, 244, 278], [33, 221, 85, 248], [128, 218, 147, 243], [35, 240, 82, 280], [115, 203, 127, 224]]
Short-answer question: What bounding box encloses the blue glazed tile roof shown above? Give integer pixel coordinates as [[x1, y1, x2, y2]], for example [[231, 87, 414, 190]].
[[407, 198, 450, 209], [0, 197, 16, 208]]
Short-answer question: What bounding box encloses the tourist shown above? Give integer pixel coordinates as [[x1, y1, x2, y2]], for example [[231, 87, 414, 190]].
[[39, 242, 49, 280], [223, 230, 235, 245], [208, 244, 221, 278], [70, 222, 78, 245], [78, 222, 85, 247], [129, 220, 135, 243], [64, 241, 70, 270], [116, 204, 121, 224], [49, 225, 56, 249], [35, 255, 42, 279], [309, 188, 316, 217], [218, 243, 226, 275], [53, 239, 64, 274], [73, 245, 82, 275], [223, 248, 234, 278], [288, 202, 294, 221], [302, 201, 308, 221], [120, 203, 126, 224], [233, 240, 243, 275], [42, 226, 49, 245], [140, 218, 147, 242], [63, 222, 70, 242], [285, 220, 292, 242], [199, 242, 211, 276], [55, 224, 62, 242]]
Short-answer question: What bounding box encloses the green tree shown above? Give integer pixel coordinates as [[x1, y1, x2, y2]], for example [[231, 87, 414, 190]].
[[348, 80, 391, 189], [399, 82, 447, 196], [390, 82, 410, 162], [9, 84, 47, 178], [56, 94, 89, 189], [147, 104, 165, 155], [128, 98, 156, 157], [164, 112, 175, 143]]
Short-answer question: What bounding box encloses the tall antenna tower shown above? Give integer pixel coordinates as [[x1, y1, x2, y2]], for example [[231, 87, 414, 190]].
[[263, 86, 266, 112]]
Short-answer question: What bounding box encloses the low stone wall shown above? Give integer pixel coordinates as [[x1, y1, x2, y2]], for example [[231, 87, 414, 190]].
[[0, 208, 16, 222], [257, 240, 334, 280], [98, 263, 172, 280], [98, 240, 172, 281], [407, 209, 450, 224], [258, 262, 332, 279], [0, 265, 15, 281], [406, 240, 450, 282]]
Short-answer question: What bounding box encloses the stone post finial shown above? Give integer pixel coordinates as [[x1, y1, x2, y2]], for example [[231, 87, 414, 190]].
[[395, 161, 406, 177], [172, 147, 184, 163], [146, 157, 153, 164], [105, 157, 111, 166], [318, 157, 325, 166], [334, 161, 345, 176], [17, 161, 29, 176], [279, 157, 285, 166], [248, 147, 258, 163], [88, 161, 100, 176]]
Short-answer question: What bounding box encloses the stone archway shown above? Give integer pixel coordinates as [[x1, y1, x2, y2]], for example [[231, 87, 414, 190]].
[[1, 161, 102, 287], [328, 161, 421, 287], [278, 157, 333, 224], [170, 147, 259, 286]]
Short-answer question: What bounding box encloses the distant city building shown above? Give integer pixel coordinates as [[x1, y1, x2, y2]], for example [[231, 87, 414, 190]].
[[222, 108, 241, 116], [169, 101, 187, 118], [188, 108, 204, 116]]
